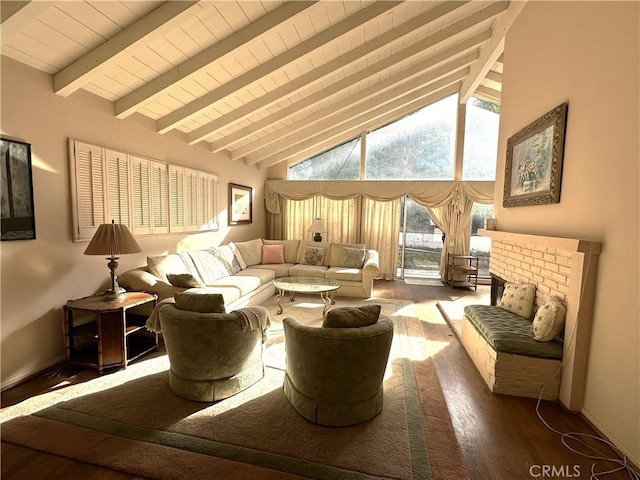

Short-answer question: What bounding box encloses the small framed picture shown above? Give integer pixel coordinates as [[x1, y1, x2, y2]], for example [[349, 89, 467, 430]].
[[1, 138, 36, 240], [228, 183, 252, 225]]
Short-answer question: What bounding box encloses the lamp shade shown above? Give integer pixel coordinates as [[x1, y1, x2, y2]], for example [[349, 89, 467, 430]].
[[84, 220, 141, 256], [307, 218, 327, 233]]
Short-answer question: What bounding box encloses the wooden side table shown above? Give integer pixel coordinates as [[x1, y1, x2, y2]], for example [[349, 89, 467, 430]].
[[63, 291, 158, 373]]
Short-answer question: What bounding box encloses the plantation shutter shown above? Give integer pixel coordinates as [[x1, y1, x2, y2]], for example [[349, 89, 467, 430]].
[[130, 155, 151, 235], [71, 140, 106, 240], [106, 149, 131, 227], [150, 160, 169, 234], [169, 165, 185, 232], [184, 168, 199, 230], [199, 172, 219, 230]]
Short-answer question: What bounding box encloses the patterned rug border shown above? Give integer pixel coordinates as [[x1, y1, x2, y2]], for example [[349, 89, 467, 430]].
[[1, 299, 462, 480]]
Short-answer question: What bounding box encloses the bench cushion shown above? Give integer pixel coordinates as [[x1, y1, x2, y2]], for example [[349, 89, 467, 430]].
[[463, 305, 563, 359]]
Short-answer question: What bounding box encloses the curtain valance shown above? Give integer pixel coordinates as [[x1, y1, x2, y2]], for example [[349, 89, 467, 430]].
[[265, 179, 494, 214]]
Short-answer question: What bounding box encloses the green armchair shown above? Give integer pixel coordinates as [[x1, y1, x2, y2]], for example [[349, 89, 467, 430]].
[[157, 301, 269, 402], [282, 314, 394, 426]]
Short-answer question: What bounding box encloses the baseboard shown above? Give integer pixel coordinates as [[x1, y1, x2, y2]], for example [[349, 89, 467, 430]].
[[1, 356, 65, 392], [579, 409, 640, 472]]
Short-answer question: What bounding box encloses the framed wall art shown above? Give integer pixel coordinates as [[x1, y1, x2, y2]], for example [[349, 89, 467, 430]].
[[1, 138, 36, 240], [503, 102, 568, 207], [228, 183, 252, 225]]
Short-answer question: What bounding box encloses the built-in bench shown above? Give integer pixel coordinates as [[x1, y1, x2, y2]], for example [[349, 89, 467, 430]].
[[461, 303, 563, 400]]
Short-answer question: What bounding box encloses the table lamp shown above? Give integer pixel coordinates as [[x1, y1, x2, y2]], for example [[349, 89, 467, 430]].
[[84, 220, 141, 301], [308, 218, 327, 242]]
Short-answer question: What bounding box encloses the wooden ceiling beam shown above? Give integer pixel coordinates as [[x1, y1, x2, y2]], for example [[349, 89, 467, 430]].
[[156, 1, 402, 134], [194, 1, 471, 146], [114, 1, 316, 119], [53, 1, 201, 97], [485, 70, 503, 83], [238, 52, 478, 163], [458, 0, 527, 103], [254, 75, 465, 169], [474, 85, 502, 103]]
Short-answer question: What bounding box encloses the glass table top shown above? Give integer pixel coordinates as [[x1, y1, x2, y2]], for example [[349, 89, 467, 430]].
[[274, 276, 341, 293]]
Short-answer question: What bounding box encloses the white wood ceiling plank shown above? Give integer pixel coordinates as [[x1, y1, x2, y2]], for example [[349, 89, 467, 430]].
[[165, 26, 203, 59], [0, 43, 57, 73], [6, 31, 73, 70], [131, 46, 168, 76], [24, 20, 90, 59], [41, 5, 107, 48], [147, 37, 189, 66], [88, 2, 155, 29], [92, 74, 132, 98], [309, 4, 332, 34], [121, 56, 158, 84], [198, 7, 231, 42], [292, 13, 315, 42], [181, 78, 209, 99], [325, 1, 349, 25], [163, 1, 401, 136], [214, 1, 250, 32], [211, 25, 488, 151], [1, 1, 54, 43], [55, 2, 122, 39], [114, 1, 316, 118], [277, 22, 302, 50], [181, 16, 216, 50], [459, 1, 526, 103], [121, 1, 163, 19], [84, 82, 118, 102], [53, 1, 200, 96], [202, 1, 471, 147]]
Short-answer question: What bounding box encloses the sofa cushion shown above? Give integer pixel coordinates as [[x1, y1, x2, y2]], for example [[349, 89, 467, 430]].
[[251, 263, 293, 278], [288, 264, 328, 278], [498, 283, 536, 319], [174, 290, 226, 313], [263, 239, 300, 264], [212, 244, 245, 274], [297, 240, 332, 266], [262, 244, 285, 264], [464, 305, 563, 359], [322, 304, 381, 328], [187, 250, 231, 285], [234, 238, 263, 266], [147, 253, 194, 284], [533, 298, 567, 341], [302, 246, 326, 266], [209, 269, 274, 297], [235, 267, 276, 284], [167, 273, 203, 288], [325, 266, 362, 282], [329, 243, 366, 267]]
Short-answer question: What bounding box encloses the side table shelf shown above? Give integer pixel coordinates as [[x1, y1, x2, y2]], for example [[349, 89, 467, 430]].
[[446, 254, 479, 291], [63, 292, 158, 373]]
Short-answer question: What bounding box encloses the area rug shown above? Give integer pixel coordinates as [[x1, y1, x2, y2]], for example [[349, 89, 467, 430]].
[[1, 297, 469, 480]]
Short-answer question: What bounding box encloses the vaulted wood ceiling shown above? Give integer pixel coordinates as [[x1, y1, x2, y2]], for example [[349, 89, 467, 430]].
[[1, 1, 525, 169]]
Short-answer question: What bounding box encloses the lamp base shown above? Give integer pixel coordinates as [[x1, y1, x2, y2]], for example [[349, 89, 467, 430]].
[[313, 233, 323, 242], [103, 286, 126, 301]]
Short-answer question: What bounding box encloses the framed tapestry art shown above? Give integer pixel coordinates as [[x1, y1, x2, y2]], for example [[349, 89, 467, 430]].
[[503, 103, 568, 207], [228, 183, 252, 225], [1, 138, 36, 240]]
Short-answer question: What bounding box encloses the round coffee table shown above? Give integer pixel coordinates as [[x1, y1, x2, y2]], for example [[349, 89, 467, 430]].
[[274, 276, 341, 315]]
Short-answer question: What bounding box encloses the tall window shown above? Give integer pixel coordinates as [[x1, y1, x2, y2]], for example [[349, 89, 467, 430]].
[[288, 138, 360, 180], [366, 95, 458, 180], [470, 202, 494, 278], [462, 98, 500, 180]]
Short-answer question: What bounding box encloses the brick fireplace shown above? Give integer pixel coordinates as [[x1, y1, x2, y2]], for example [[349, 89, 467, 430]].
[[479, 229, 602, 411]]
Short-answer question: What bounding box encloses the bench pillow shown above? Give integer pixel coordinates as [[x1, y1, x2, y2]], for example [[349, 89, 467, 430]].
[[263, 239, 300, 264], [498, 283, 536, 319], [533, 298, 567, 341], [262, 244, 285, 264]]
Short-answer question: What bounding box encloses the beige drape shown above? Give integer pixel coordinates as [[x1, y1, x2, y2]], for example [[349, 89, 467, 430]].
[[265, 179, 493, 280]]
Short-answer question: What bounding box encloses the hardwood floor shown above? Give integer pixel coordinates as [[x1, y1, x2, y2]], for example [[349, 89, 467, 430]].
[[2, 280, 636, 479]]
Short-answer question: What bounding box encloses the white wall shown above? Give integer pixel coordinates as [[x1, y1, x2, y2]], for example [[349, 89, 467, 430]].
[[0, 57, 269, 388], [496, 2, 639, 463]]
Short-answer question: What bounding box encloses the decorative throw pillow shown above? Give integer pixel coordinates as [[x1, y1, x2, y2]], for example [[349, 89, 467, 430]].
[[302, 246, 326, 266], [166, 273, 203, 288], [234, 239, 263, 266], [341, 247, 366, 268], [533, 298, 567, 341], [498, 283, 536, 319], [322, 304, 382, 328], [174, 290, 226, 313], [262, 244, 285, 264]]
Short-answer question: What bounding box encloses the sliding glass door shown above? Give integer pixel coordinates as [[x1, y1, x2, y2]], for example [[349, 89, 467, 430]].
[[397, 196, 443, 279]]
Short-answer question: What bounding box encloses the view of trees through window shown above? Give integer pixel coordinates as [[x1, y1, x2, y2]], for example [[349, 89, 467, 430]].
[[287, 93, 499, 279]]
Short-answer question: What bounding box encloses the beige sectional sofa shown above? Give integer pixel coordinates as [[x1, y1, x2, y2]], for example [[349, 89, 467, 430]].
[[119, 238, 380, 312]]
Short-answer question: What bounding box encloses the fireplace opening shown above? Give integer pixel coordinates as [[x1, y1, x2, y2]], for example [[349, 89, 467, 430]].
[[490, 274, 507, 306]]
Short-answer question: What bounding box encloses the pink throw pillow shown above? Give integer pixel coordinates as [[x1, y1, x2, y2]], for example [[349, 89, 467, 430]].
[[262, 244, 285, 264]]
